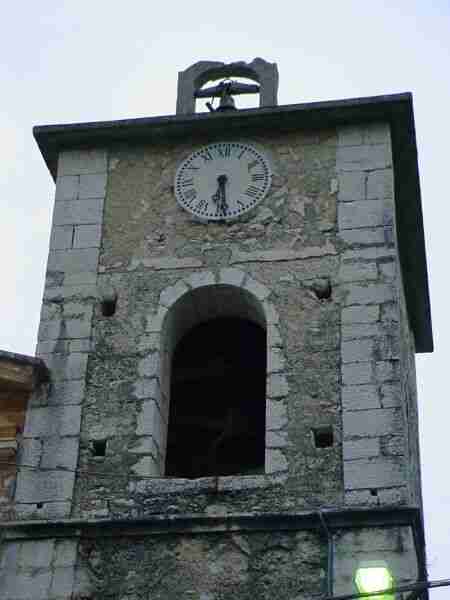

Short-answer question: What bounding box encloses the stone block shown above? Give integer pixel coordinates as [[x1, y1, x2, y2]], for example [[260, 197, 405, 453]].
[[268, 325, 283, 347], [20, 438, 42, 467], [131, 455, 160, 477], [1, 571, 52, 600], [41, 352, 88, 381], [266, 430, 289, 448], [366, 169, 393, 199], [15, 470, 75, 503], [342, 385, 380, 410], [24, 405, 82, 438], [73, 223, 102, 248], [138, 353, 160, 378], [58, 149, 107, 176], [338, 227, 388, 246], [345, 283, 394, 305], [186, 270, 215, 288], [338, 199, 385, 230], [342, 247, 395, 261], [344, 458, 405, 490], [267, 373, 289, 398], [53, 198, 104, 226], [69, 339, 92, 352], [337, 125, 364, 146], [344, 489, 378, 506], [342, 363, 372, 385], [50, 567, 75, 598], [343, 438, 380, 460], [63, 318, 92, 339], [15, 501, 71, 520], [244, 278, 271, 301], [159, 281, 189, 308], [266, 400, 287, 430], [267, 348, 285, 373], [47, 248, 99, 274], [338, 172, 365, 201], [0, 542, 20, 570], [338, 262, 377, 283], [263, 302, 279, 325], [375, 360, 398, 382], [55, 175, 79, 201], [343, 408, 400, 438], [265, 448, 288, 473], [379, 261, 396, 279], [364, 123, 391, 145], [132, 378, 160, 401], [65, 271, 98, 286], [49, 380, 85, 406], [20, 540, 54, 569], [38, 319, 62, 341], [342, 305, 379, 324], [342, 324, 382, 341], [136, 400, 163, 445], [342, 339, 374, 363], [337, 144, 392, 171], [380, 383, 402, 407], [54, 540, 78, 568], [50, 225, 73, 250], [79, 172, 107, 199], [41, 436, 79, 470], [219, 267, 246, 287]]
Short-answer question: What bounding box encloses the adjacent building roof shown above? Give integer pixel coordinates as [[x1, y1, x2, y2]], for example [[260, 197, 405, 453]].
[[33, 93, 433, 352]]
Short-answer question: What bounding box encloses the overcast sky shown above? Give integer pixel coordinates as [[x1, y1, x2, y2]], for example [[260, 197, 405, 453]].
[[2, 2, 449, 596]]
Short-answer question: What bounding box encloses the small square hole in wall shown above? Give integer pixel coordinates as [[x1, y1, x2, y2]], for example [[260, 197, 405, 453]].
[[91, 440, 107, 457], [370, 488, 378, 497], [312, 426, 334, 448], [101, 298, 117, 317]]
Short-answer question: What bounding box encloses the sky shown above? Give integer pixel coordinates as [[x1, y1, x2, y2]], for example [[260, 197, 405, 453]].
[[2, 1, 450, 596]]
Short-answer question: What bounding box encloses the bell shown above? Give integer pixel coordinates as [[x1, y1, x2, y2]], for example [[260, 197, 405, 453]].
[[216, 92, 236, 112]]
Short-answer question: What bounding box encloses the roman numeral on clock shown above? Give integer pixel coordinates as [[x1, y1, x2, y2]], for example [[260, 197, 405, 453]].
[[217, 144, 232, 158], [245, 185, 261, 198], [184, 188, 197, 201], [181, 177, 194, 188], [251, 173, 265, 182], [200, 150, 213, 162]]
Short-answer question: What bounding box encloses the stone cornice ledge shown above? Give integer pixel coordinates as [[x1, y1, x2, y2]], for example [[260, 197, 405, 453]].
[[2, 506, 421, 539]]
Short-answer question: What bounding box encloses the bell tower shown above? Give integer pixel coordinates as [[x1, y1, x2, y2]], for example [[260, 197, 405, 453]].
[[1, 60, 433, 600]]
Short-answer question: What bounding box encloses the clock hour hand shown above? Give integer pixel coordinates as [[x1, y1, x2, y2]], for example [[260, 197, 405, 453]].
[[211, 174, 228, 216]]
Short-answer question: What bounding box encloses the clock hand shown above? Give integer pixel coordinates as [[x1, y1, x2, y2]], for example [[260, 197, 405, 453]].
[[218, 174, 228, 215], [212, 175, 229, 216]]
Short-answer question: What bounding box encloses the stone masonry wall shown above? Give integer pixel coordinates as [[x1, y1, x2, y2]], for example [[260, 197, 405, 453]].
[[15, 150, 107, 520], [72, 129, 345, 519], [14, 121, 419, 522], [335, 124, 416, 507]]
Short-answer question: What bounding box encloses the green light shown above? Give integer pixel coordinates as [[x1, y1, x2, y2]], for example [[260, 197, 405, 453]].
[[354, 566, 394, 600]]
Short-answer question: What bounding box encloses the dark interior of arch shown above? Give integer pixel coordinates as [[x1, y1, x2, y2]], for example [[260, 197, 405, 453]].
[[165, 317, 266, 478]]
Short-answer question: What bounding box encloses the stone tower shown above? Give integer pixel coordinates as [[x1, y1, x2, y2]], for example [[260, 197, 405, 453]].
[[1, 60, 433, 600]]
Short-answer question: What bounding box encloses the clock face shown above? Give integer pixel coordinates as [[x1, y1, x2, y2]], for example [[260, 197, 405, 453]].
[[174, 142, 272, 220]]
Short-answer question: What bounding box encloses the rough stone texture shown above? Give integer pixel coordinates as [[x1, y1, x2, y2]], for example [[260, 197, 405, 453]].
[[334, 525, 418, 596], [335, 123, 417, 504], [77, 530, 325, 600], [0, 539, 78, 600], [14, 148, 107, 519], [2, 119, 425, 599]]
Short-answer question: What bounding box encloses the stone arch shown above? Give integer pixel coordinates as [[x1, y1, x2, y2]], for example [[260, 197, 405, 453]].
[[142, 269, 289, 478], [176, 59, 279, 114]]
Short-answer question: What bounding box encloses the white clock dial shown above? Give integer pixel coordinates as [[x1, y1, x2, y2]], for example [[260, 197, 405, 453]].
[[174, 142, 272, 220]]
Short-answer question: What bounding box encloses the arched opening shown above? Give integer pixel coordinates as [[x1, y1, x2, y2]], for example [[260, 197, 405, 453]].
[[165, 316, 267, 478]]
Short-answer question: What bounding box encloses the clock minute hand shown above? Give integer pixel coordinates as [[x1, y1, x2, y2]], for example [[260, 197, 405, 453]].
[[217, 174, 228, 215]]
